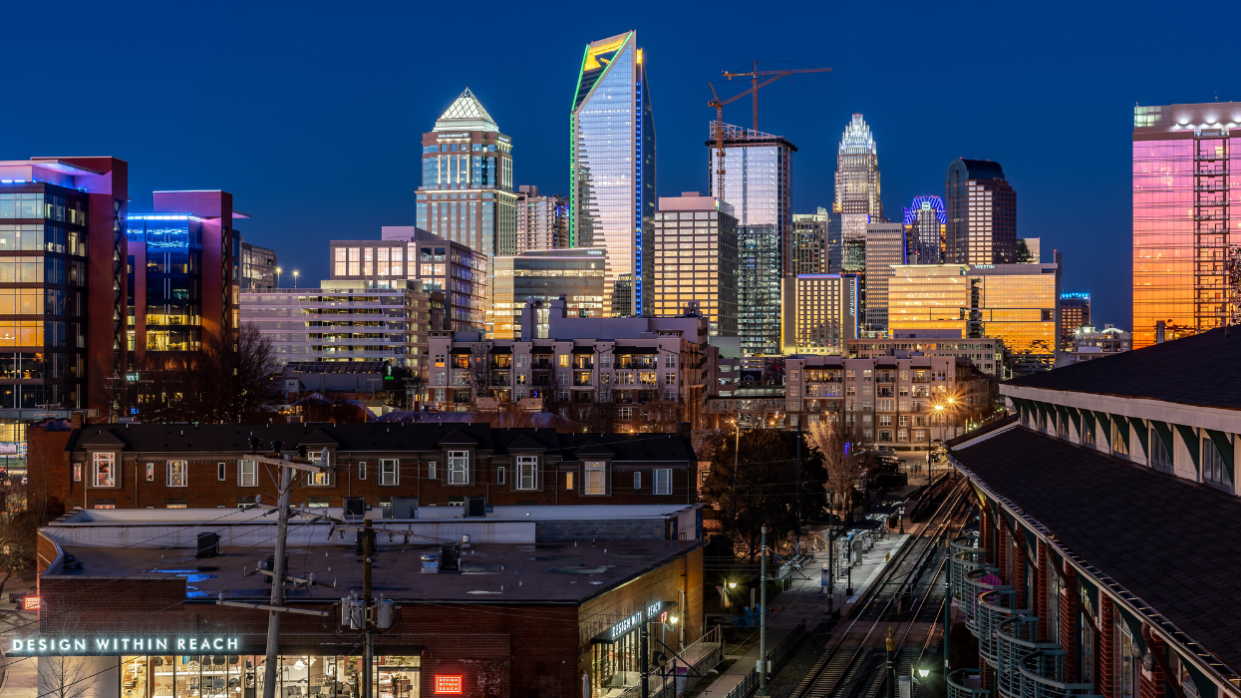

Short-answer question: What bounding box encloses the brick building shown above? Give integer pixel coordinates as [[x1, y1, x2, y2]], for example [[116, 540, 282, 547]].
[[946, 328, 1241, 698], [36, 421, 699, 512], [18, 506, 714, 698]]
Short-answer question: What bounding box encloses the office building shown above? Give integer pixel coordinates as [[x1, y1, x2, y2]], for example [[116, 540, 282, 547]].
[[240, 241, 277, 290], [708, 123, 794, 355], [514, 185, 567, 253], [241, 279, 438, 373], [490, 248, 607, 340], [126, 192, 241, 380], [945, 158, 1017, 265], [848, 330, 1002, 377], [1059, 292, 1091, 349], [1058, 323, 1132, 365], [0, 157, 127, 419], [1132, 102, 1241, 348], [863, 222, 910, 333], [570, 31, 656, 317], [416, 87, 516, 259], [1017, 236, 1040, 263], [834, 115, 882, 330], [780, 274, 859, 355], [329, 227, 485, 333], [652, 192, 738, 337], [788, 208, 830, 276], [889, 261, 1060, 374], [903, 195, 945, 264]]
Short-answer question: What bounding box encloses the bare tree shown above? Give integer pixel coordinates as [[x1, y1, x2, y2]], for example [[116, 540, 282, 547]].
[[0, 507, 37, 601], [38, 655, 103, 698], [805, 416, 867, 522], [467, 345, 492, 404], [699, 429, 799, 559]]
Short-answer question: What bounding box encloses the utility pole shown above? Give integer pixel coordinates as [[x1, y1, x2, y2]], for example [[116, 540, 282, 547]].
[[262, 460, 292, 698], [363, 518, 374, 698], [944, 536, 953, 674], [886, 627, 897, 698], [757, 525, 770, 696], [640, 619, 650, 698]]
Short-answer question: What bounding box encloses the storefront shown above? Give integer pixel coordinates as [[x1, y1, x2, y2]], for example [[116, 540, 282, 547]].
[[589, 601, 675, 695]]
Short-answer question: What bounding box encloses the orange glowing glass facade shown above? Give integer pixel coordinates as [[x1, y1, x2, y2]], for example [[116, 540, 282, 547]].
[[1133, 103, 1241, 348]]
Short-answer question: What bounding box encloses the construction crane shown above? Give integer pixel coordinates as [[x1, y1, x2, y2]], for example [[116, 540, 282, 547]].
[[709, 61, 831, 202]]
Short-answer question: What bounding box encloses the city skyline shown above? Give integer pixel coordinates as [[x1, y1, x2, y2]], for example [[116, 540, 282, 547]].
[[2, 1, 1231, 330]]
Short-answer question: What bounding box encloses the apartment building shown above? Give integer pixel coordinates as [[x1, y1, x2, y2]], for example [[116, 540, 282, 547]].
[[847, 330, 1003, 377]]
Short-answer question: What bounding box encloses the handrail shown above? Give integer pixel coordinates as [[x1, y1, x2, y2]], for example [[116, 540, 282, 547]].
[[948, 668, 991, 698], [996, 616, 1059, 698], [960, 565, 1000, 635], [1017, 649, 1097, 698], [977, 588, 1027, 668]]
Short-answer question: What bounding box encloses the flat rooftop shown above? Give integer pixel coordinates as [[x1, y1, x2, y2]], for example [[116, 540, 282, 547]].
[[53, 504, 698, 526], [950, 424, 1241, 674], [52, 538, 697, 604]]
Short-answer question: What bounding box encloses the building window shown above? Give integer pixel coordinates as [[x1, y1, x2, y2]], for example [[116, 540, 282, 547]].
[[217, 462, 227, 481], [566, 471, 574, 491], [1111, 424, 1128, 459], [516, 456, 537, 490], [664, 372, 676, 386], [239, 460, 257, 487], [427, 460, 436, 479], [359, 461, 367, 480], [1203, 437, 1232, 490], [654, 469, 672, 495], [497, 466, 506, 485], [1081, 419, 1095, 447], [73, 463, 81, 482], [584, 461, 606, 495], [92, 453, 116, 488], [618, 406, 632, 420], [664, 354, 676, 368], [166, 461, 187, 488], [1149, 429, 1173, 472], [447, 451, 469, 484], [1056, 415, 1069, 440], [1116, 620, 1137, 698], [146, 463, 155, 482], [166, 498, 188, 509], [380, 460, 399, 486], [558, 354, 569, 367], [634, 471, 642, 489]]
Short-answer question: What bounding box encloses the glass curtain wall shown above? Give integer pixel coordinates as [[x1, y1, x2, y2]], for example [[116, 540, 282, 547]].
[[123, 653, 419, 698]]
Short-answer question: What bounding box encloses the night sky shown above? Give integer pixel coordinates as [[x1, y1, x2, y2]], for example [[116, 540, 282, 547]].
[[1, 0, 1228, 328]]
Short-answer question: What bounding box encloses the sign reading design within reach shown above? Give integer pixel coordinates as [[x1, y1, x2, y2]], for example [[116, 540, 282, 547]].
[[597, 600, 675, 643], [10, 636, 242, 655]]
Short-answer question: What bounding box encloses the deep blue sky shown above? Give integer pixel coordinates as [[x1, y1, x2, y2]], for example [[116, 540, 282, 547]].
[[1, 0, 1228, 328]]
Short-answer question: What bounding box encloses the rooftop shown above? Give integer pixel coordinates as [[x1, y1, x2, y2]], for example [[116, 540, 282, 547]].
[[950, 424, 1241, 673], [432, 88, 499, 134], [1005, 326, 1241, 411]]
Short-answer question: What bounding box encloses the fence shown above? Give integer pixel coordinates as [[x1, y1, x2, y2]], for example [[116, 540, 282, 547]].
[[613, 626, 724, 698], [721, 620, 807, 698]]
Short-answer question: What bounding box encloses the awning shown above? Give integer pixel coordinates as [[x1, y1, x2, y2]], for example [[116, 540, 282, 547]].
[[614, 346, 658, 355], [449, 348, 472, 355], [489, 346, 512, 354], [532, 345, 554, 354], [572, 346, 596, 354]]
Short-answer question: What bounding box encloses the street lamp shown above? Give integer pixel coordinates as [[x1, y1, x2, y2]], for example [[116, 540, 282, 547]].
[[918, 667, 930, 678], [292, 270, 300, 287], [275, 266, 282, 288]]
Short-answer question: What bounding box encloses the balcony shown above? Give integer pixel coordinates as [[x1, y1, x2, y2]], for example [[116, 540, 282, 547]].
[[573, 375, 593, 387], [1017, 650, 1098, 698], [950, 533, 986, 601], [948, 669, 991, 698], [960, 566, 1000, 636], [996, 616, 1059, 698], [977, 588, 1028, 669]]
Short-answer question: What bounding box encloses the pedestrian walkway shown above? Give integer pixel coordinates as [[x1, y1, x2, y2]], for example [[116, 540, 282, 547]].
[[695, 532, 911, 698]]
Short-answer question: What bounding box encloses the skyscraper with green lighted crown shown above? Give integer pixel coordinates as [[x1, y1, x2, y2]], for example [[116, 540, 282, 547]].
[[570, 30, 656, 317]]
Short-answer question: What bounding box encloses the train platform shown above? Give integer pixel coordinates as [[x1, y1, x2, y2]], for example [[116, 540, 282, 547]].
[[695, 532, 910, 698]]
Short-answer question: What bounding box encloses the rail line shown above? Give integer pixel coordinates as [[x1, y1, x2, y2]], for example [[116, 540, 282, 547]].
[[788, 478, 972, 698]]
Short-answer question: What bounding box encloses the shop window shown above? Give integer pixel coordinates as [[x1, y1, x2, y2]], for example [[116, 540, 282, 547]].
[[308, 497, 330, 509], [167, 461, 187, 487], [239, 460, 257, 487], [93, 498, 116, 509], [447, 451, 469, 485], [146, 463, 155, 482], [654, 469, 672, 495], [166, 498, 188, 509], [516, 456, 537, 490], [1116, 621, 1137, 698], [92, 452, 115, 487], [584, 461, 606, 495], [380, 460, 399, 486]]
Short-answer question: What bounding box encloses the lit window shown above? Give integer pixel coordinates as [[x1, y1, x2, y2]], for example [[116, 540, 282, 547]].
[[238, 460, 257, 487], [654, 469, 672, 495], [145, 463, 155, 482], [584, 461, 606, 495], [447, 451, 469, 485], [359, 461, 367, 480], [166, 461, 188, 488], [516, 456, 537, 490], [92, 452, 115, 488]]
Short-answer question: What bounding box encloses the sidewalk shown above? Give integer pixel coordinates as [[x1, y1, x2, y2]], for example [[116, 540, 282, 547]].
[[696, 532, 911, 698]]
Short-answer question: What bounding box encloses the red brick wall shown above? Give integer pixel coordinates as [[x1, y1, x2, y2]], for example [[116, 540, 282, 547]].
[[1011, 538, 1025, 609], [1139, 633, 1166, 698], [1059, 565, 1077, 682], [1099, 596, 1115, 697], [1036, 542, 1050, 642], [996, 521, 1008, 583], [28, 424, 72, 513]]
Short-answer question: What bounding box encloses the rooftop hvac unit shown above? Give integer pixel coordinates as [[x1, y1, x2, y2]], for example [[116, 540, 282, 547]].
[[342, 497, 365, 521], [390, 497, 417, 519]]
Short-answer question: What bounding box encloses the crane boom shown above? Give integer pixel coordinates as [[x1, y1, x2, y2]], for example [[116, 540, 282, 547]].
[[708, 61, 830, 206]]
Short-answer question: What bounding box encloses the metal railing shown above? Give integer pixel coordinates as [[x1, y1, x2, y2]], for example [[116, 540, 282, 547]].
[[996, 616, 1059, 698], [948, 669, 991, 698], [960, 565, 1000, 636], [613, 626, 725, 698], [977, 588, 1027, 668], [950, 534, 986, 604], [1017, 650, 1099, 698]]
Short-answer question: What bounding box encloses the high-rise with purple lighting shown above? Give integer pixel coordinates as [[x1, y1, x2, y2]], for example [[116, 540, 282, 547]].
[[903, 195, 946, 264]]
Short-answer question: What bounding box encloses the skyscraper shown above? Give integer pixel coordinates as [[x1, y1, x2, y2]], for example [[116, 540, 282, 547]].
[[490, 248, 607, 340], [788, 208, 829, 276], [834, 115, 881, 330], [1132, 102, 1241, 348], [902, 195, 946, 264], [708, 122, 794, 356], [945, 158, 1017, 265], [570, 31, 655, 317], [515, 185, 567, 253], [1060, 292, 1091, 349], [653, 192, 738, 337], [780, 274, 858, 355], [416, 88, 517, 258], [863, 222, 910, 333]]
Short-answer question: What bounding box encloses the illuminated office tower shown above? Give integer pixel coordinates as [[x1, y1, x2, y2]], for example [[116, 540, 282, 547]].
[[788, 208, 829, 276], [1060, 292, 1090, 350], [889, 260, 1060, 375], [653, 192, 738, 336], [945, 158, 1016, 265], [781, 274, 859, 355], [902, 195, 946, 264], [1017, 237, 1041, 263], [490, 248, 607, 340], [834, 115, 881, 327], [515, 185, 567, 253], [570, 31, 656, 317], [863, 222, 911, 333], [708, 122, 794, 355], [416, 88, 517, 258], [1132, 102, 1241, 348]]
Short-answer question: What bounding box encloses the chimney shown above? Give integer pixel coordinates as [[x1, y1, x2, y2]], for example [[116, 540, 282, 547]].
[[71, 412, 84, 430], [1155, 321, 1166, 344]]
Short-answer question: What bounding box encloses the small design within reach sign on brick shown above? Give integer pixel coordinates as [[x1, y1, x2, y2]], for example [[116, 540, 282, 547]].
[[434, 675, 463, 694]]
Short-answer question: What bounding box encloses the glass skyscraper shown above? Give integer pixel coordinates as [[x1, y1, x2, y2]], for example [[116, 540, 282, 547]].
[[708, 122, 794, 356], [416, 88, 517, 259], [653, 193, 738, 337], [788, 208, 829, 277], [834, 115, 881, 331], [570, 31, 655, 317], [490, 248, 607, 340], [903, 195, 946, 264], [945, 159, 1016, 265], [1132, 102, 1241, 348]]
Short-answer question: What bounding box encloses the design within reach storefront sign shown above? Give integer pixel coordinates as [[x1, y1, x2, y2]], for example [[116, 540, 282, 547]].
[[602, 601, 670, 642], [10, 636, 241, 655]]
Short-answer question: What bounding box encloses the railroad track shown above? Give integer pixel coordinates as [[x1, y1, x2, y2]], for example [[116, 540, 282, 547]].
[[789, 479, 972, 698]]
